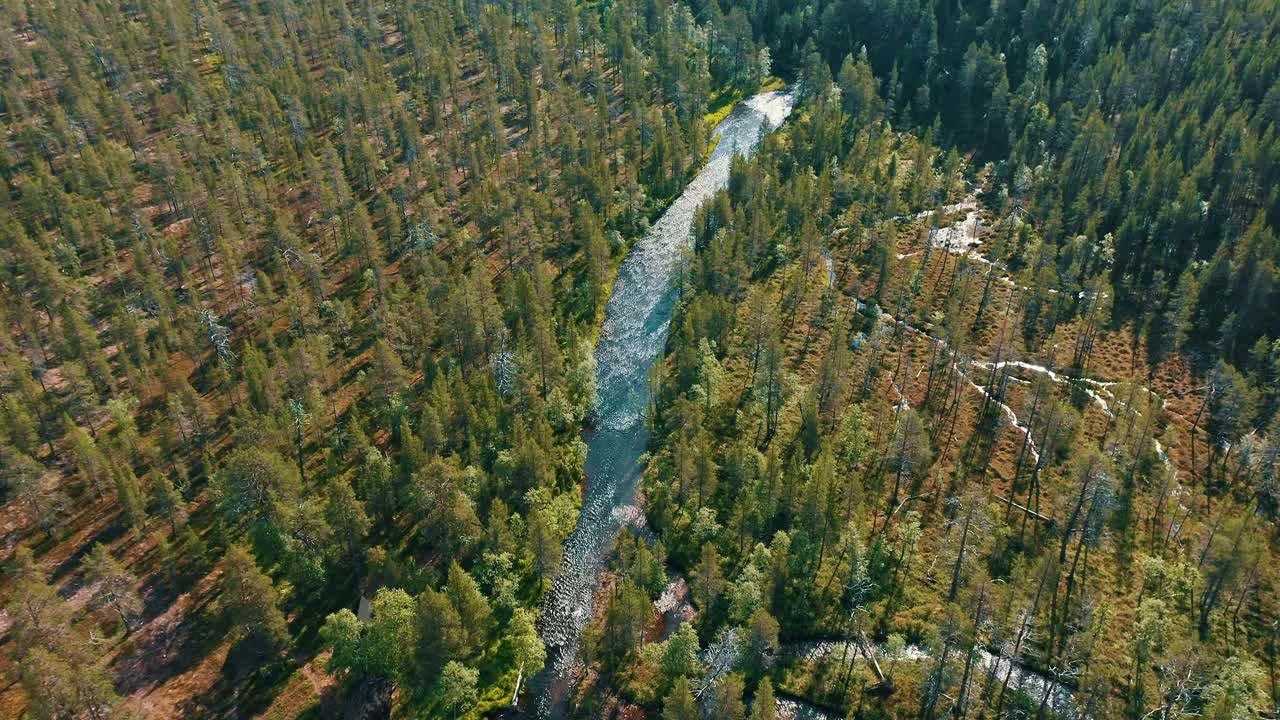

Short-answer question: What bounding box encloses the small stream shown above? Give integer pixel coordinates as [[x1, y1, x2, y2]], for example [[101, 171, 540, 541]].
[[818, 246, 836, 287], [535, 90, 795, 717], [781, 640, 1075, 718], [776, 695, 845, 720]]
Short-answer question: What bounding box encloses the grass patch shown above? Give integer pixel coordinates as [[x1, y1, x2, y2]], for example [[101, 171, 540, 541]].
[[759, 75, 787, 93], [702, 76, 787, 129], [703, 76, 789, 158], [474, 666, 519, 716], [704, 87, 747, 129]]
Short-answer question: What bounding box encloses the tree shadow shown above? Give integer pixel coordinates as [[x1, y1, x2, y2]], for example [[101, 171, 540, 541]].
[[177, 638, 293, 719], [50, 514, 127, 592], [111, 587, 224, 697]]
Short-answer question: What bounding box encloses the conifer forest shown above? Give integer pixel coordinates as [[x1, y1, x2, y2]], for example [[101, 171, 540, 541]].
[[0, 0, 1278, 718]]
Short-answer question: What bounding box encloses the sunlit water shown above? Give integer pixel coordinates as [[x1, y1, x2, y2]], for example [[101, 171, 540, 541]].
[[535, 90, 794, 716]]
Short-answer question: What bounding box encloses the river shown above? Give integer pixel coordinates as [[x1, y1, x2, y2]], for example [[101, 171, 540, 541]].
[[532, 88, 1076, 719], [535, 89, 795, 716]]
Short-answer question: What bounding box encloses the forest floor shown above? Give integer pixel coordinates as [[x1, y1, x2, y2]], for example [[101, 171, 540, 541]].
[[651, 164, 1276, 714]]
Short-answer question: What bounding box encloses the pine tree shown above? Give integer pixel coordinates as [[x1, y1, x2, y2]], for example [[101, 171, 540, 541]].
[[692, 542, 725, 608], [658, 623, 701, 696], [662, 676, 700, 720], [712, 673, 747, 720], [83, 543, 142, 632], [325, 478, 370, 575], [415, 588, 465, 683], [112, 463, 147, 530], [220, 545, 290, 656], [151, 472, 189, 534], [445, 561, 493, 657], [749, 677, 776, 720]]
